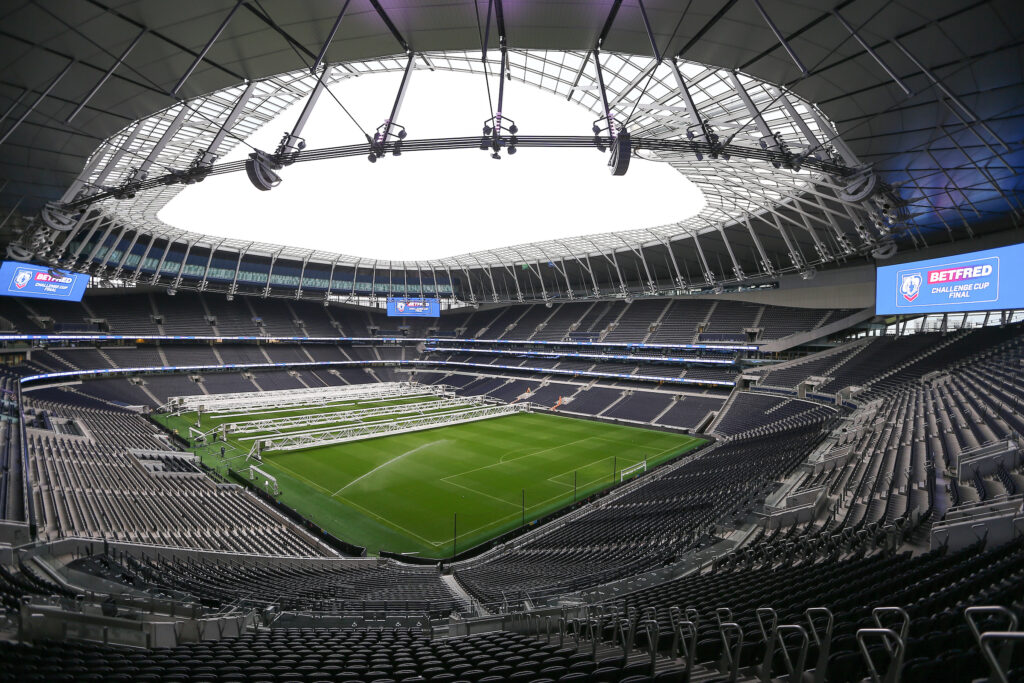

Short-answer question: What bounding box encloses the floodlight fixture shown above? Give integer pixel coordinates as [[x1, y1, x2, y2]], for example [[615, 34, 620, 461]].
[[480, 113, 518, 160], [368, 122, 408, 161], [368, 54, 415, 162]]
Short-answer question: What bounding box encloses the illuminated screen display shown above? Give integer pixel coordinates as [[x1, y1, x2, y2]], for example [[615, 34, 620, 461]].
[[386, 297, 440, 317], [0, 261, 89, 302], [875, 243, 1024, 314]]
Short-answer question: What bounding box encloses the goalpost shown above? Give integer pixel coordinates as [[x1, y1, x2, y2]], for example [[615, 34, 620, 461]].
[[620, 459, 647, 482], [247, 465, 279, 495]]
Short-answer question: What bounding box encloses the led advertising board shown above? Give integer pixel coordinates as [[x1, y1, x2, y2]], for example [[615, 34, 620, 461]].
[[875, 243, 1024, 314], [386, 297, 440, 317], [0, 261, 89, 301]]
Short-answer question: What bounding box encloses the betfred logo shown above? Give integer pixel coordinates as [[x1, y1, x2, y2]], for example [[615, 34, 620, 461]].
[[927, 264, 993, 284]]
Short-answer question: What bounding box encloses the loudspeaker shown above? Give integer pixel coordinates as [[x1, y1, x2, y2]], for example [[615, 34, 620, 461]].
[[608, 132, 631, 176], [245, 152, 282, 191]]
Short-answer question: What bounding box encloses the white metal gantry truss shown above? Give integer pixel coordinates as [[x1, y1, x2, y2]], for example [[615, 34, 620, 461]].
[[49, 49, 901, 296], [164, 381, 440, 414], [254, 401, 533, 453], [227, 396, 495, 435]]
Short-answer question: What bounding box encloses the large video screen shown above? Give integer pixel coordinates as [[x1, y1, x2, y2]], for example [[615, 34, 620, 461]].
[[386, 297, 440, 317], [875, 243, 1024, 314], [0, 261, 89, 302]]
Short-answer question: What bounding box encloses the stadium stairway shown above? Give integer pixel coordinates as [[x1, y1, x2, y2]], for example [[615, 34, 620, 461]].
[[441, 575, 482, 615]]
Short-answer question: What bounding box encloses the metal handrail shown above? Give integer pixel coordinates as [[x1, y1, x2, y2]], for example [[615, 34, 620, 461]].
[[966, 606, 1020, 682], [980, 631, 1024, 683], [856, 628, 904, 683], [805, 607, 834, 683]]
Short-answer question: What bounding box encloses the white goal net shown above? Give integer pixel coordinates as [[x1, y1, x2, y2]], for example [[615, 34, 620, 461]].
[[620, 459, 647, 482]]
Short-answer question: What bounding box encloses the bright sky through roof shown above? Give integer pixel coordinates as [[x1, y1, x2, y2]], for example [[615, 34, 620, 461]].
[[159, 69, 705, 261]]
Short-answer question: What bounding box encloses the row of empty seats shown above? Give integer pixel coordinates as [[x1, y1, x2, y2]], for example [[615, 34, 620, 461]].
[[3, 291, 852, 345], [454, 416, 832, 606], [23, 400, 325, 557]]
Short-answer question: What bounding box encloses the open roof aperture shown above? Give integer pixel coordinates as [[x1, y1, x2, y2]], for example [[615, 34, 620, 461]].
[[158, 69, 704, 261]]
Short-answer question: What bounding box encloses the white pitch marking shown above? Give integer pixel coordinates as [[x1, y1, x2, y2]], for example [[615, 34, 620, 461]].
[[332, 439, 448, 496]]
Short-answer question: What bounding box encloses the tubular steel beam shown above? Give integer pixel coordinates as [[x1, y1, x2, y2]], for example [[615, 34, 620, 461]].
[[832, 10, 911, 97], [91, 122, 143, 189], [67, 28, 146, 123], [278, 67, 333, 159], [891, 37, 1010, 152], [597, 0, 625, 49], [379, 54, 415, 150], [132, 103, 190, 181], [367, 0, 410, 52], [172, 0, 243, 96], [0, 60, 75, 147], [311, 0, 353, 74], [593, 50, 617, 141], [751, 0, 807, 75], [198, 81, 258, 167], [676, 0, 740, 58], [637, 0, 662, 63]]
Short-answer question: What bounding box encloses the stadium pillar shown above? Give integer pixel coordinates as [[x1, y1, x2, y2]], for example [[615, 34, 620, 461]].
[[521, 489, 525, 529], [452, 513, 457, 563], [612, 456, 617, 482], [573, 471, 577, 503]]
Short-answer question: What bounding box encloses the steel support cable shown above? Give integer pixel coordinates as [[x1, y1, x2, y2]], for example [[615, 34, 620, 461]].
[[64, 135, 852, 209]]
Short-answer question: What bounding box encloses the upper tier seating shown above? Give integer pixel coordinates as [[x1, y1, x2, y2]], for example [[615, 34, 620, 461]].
[[3, 291, 851, 351], [603, 300, 667, 342], [713, 392, 836, 437], [647, 299, 715, 343], [85, 293, 161, 334], [654, 395, 725, 429]]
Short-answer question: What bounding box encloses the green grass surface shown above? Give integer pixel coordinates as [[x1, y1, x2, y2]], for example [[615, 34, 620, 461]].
[[155, 401, 706, 558]]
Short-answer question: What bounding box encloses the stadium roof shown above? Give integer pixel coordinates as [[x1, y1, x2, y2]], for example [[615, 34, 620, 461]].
[[1, 1, 1021, 301]]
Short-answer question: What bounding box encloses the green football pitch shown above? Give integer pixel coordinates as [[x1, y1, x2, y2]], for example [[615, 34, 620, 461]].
[[155, 399, 706, 558]]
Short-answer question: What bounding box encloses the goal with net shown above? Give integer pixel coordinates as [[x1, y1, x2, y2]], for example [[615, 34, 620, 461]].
[[620, 459, 647, 482]]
